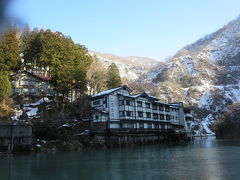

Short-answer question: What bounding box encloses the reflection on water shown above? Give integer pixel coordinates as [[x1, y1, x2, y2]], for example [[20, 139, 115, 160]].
[[1, 137, 240, 180]]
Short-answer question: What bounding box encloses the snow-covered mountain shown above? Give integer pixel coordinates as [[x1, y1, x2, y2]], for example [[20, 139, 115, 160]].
[[89, 51, 159, 80], [142, 16, 240, 134]]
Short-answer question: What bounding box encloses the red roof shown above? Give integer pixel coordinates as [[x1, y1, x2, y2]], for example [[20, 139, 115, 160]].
[[36, 75, 52, 81], [11, 71, 53, 82]]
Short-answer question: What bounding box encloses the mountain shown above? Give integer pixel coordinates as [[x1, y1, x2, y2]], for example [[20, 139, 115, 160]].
[[90, 16, 240, 135], [142, 16, 240, 134], [89, 51, 159, 80]]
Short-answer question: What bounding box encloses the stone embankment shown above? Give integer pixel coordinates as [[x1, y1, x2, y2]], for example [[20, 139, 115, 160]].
[[32, 136, 106, 152]]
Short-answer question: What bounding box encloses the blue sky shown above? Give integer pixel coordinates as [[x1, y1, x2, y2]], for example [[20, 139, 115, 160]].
[[9, 0, 240, 61]]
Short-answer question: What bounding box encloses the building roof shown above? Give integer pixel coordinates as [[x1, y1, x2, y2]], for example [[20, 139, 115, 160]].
[[130, 92, 159, 101], [169, 102, 184, 108], [92, 85, 167, 104], [129, 93, 142, 98], [148, 95, 160, 101], [92, 85, 132, 98], [36, 75, 52, 81], [91, 85, 185, 107], [11, 70, 52, 82]]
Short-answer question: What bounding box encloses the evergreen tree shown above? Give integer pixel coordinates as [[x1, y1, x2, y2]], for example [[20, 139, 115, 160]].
[[106, 63, 122, 89], [0, 74, 11, 104], [21, 29, 93, 101], [0, 27, 21, 73], [214, 103, 240, 138]]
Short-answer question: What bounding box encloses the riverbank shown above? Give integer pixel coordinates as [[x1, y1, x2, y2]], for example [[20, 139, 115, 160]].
[[0, 120, 194, 153], [29, 121, 109, 152], [31, 135, 107, 152]]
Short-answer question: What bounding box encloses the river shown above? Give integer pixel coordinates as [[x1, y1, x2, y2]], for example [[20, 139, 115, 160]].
[[1, 137, 240, 180]]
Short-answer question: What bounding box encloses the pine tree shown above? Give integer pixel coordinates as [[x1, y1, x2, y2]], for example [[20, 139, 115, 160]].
[[106, 63, 122, 89], [0, 74, 11, 104], [21, 29, 93, 101], [0, 27, 21, 73]]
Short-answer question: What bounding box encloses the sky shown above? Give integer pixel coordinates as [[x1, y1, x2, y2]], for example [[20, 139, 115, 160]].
[[8, 0, 240, 61]]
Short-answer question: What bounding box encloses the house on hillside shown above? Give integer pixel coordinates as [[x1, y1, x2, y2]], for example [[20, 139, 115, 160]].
[[11, 70, 56, 97], [91, 85, 194, 142]]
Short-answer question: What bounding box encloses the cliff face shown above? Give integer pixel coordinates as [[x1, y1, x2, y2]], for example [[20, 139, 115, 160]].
[[89, 51, 159, 80], [139, 17, 240, 134]]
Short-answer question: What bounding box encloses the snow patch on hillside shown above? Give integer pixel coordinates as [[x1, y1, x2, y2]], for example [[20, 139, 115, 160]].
[[25, 107, 39, 118], [24, 97, 51, 107], [198, 91, 213, 110], [11, 109, 23, 121], [181, 56, 197, 76], [11, 97, 51, 121], [201, 114, 215, 135], [90, 51, 159, 80]]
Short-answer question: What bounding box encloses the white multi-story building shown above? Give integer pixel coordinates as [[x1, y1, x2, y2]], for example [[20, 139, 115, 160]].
[[91, 85, 193, 135]]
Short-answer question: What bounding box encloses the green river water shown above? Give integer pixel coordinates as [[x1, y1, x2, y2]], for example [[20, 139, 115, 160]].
[[1, 137, 240, 180]]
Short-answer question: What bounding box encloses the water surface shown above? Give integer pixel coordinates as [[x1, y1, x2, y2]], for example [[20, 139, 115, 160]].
[[1, 137, 240, 180]]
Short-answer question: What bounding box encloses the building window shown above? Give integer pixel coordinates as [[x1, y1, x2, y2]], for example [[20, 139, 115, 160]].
[[166, 115, 170, 120], [171, 108, 179, 112], [93, 100, 101, 106], [119, 111, 125, 117], [147, 123, 152, 129], [103, 97, 108, 107], [153, 104, 158, 110], [153, 113, 158, 119], [126, 100, 131, 106], [119, 100, 124, 106], [128, 123, 134, 128], [145, 103, 150, 108], [95, 115, 99, 120], [165, 106, 170, 112], [123, 123, 128, 129], [186, 117, 192, 121], [126, 111, 132, 117], [160, 114, 164, 120], [146, 112, 151, 118], [139, 123, 144, 129], [137, 101, 142, 107], [159, 105, 164, 111], [154, 124, 159, 129], [138, 111, 143, 117]]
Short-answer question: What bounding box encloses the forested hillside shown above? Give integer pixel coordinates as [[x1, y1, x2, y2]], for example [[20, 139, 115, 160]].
[[0, 26, 122, 122]]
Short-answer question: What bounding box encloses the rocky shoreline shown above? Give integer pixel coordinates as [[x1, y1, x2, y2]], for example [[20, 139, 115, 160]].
[[31, 136, 107, 153]]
